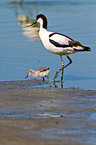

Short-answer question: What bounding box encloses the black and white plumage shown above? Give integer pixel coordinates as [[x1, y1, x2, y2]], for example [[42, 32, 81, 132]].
[[29, 14, 91, 67]]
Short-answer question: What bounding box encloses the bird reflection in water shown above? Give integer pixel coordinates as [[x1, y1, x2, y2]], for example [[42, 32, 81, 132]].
[[53, 56, 72, 88], [10, 0, 24, 5], [17, 15, 39, 41], [10, 0, 39, 41]]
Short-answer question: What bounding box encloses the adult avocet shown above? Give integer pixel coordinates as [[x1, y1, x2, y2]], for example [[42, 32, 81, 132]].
[[29, 14, 91, 68], [25, 67, 50, 82]]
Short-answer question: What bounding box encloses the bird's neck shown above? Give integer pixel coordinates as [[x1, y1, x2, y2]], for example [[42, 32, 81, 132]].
[[39, 27, 47, 42], [39, 20, 47, 30], [29, 70, 36, 76], [40, 26, 47, 32]]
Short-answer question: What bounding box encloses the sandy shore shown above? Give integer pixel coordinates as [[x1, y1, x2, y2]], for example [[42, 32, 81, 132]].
[[0, 80, 96, 145]]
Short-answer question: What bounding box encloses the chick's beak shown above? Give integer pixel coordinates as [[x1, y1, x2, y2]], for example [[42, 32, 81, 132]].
[[25, 75, 28, 79]]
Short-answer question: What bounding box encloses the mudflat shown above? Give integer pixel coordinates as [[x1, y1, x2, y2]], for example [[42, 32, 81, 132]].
[[0, 80, 96, 145]]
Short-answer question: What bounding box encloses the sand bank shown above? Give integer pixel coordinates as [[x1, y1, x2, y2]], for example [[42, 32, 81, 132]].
[[0, 80, 96, 145]]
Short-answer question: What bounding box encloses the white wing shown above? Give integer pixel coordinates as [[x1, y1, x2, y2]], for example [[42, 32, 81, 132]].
[[49, 33, 73, 46]]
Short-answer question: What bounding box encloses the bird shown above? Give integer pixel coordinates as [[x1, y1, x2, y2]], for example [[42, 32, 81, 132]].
[[25, 67, 50, 82], [28, 14, 91, 69], [28, 14, 91, 82]]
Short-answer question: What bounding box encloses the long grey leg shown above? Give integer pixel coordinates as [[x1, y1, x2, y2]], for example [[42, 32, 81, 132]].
[[60, 55, 64, 67], [54, 55, 64, 80], [53, 55, 72, 81], [64, 56, 72, 68]]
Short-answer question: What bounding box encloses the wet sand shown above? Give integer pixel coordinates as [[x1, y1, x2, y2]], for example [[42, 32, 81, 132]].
[[0, 80, 96, 145]]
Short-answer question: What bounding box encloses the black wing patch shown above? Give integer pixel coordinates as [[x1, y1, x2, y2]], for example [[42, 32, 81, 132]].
[[69, 40, 82, 47], [49, 32, 83, 48], [49, 39, 71, 48]]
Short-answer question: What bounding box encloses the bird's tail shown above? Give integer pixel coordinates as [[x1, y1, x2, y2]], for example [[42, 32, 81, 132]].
[[74, 46, 91, 52], [83, 46, 91, 51]]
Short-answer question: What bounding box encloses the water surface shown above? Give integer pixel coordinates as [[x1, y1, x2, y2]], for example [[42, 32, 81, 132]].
[[0, 0, 96, 89]]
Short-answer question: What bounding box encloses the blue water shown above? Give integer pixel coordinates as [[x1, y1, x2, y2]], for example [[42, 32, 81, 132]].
[[0, 0, 96, 89]]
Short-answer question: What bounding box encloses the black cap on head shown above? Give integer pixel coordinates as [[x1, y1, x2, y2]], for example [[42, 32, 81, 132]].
[[36, 14, 47, 29]]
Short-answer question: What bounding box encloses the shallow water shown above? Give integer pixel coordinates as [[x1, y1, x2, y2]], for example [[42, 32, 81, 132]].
[[0, 0, 96, 89]]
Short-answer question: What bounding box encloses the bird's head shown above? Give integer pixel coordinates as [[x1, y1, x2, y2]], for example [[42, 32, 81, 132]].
[[25, 69, 34, 79], [28, 14, 47, 29]]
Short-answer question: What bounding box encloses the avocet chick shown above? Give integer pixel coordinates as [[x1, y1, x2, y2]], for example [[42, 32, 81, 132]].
[[25, 67, 50, 82]]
